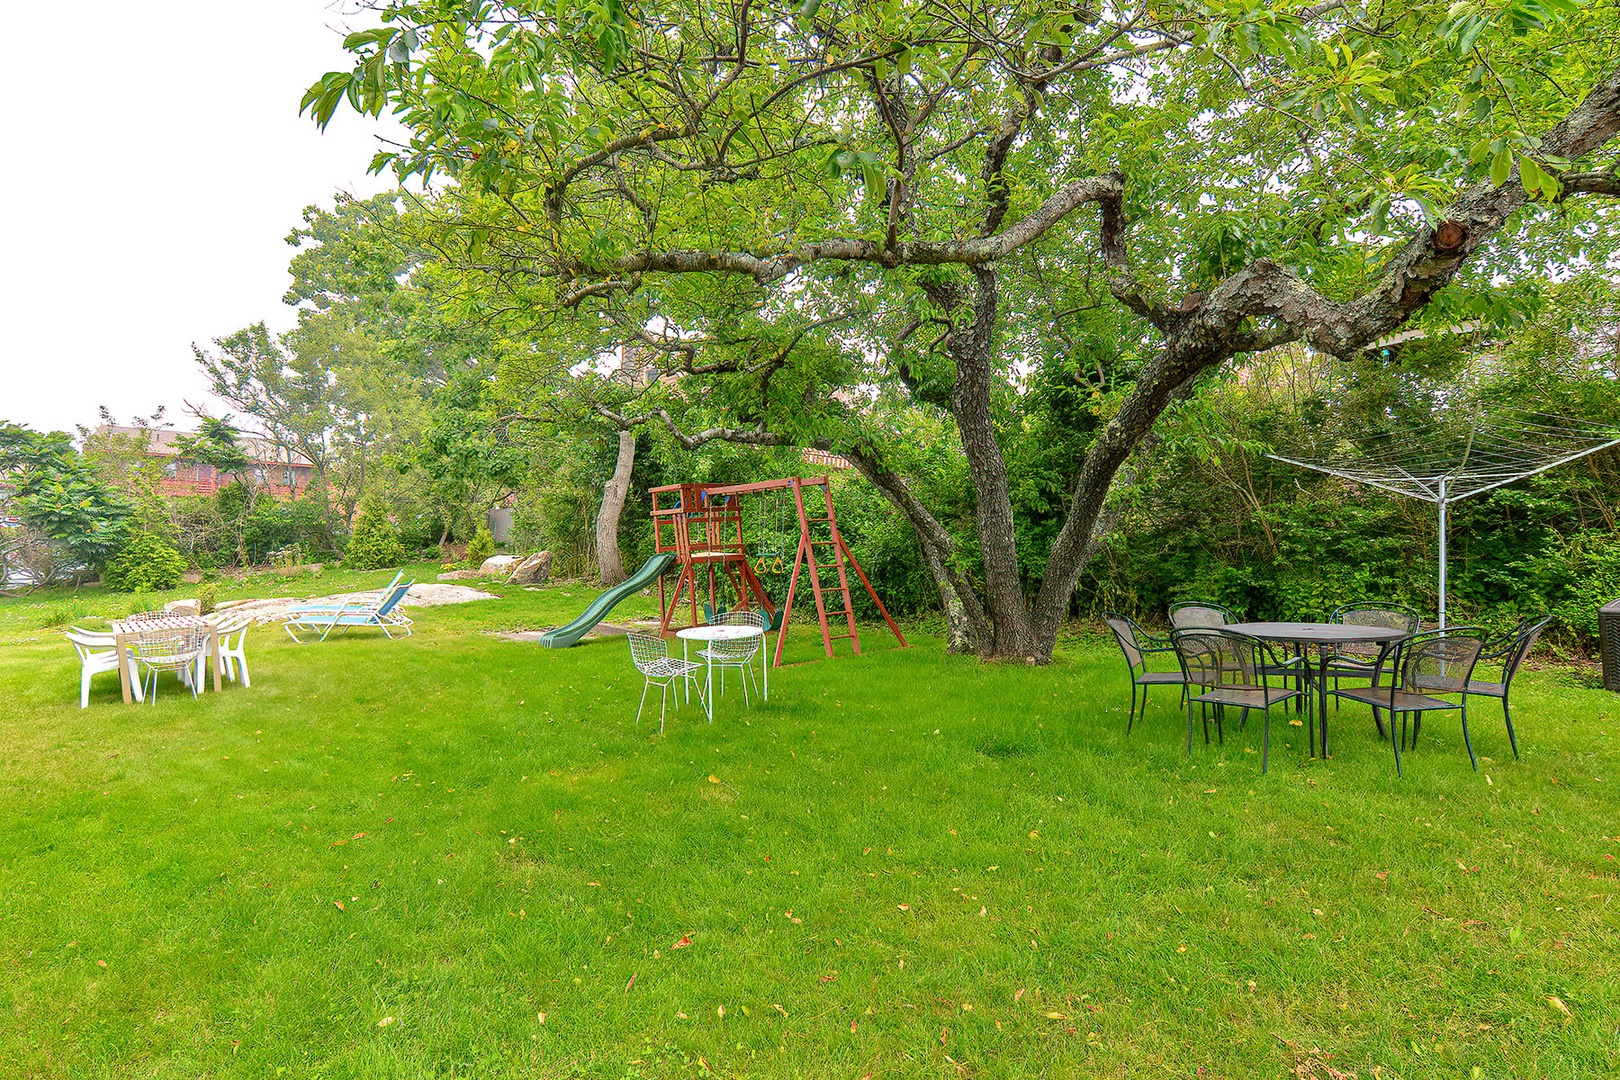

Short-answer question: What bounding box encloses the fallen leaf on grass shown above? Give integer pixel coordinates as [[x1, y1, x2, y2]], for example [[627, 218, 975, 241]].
[[897, 903, 911, 911], [334, 900, 345, 912], [1045, 1011, 1067, 1020], [1548, 996, 1572, 1017], [1374, 870, 1389, 881], [377, 1016, 394, 1027], [672, 935, 693, 949], [850, 1019, 858, 1032], [625, 973, 637, 992], [1015, 988, 1025, 1002], [96, 960, 107, 968], [717, 1004, 725, 1018], [537, 1013, 546, 1024], [772, 1004, 788, 1017], [708, 775, 720, 784]]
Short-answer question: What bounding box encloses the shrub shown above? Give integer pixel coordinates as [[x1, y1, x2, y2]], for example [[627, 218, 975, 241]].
[[102, 531, 188, 592], [465, 524, 496, 569], [345, 511, 406, 571], [197, 584, 217, 615]]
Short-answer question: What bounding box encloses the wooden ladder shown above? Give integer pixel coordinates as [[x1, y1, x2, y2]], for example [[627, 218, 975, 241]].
[[773, 476, 910, 668]]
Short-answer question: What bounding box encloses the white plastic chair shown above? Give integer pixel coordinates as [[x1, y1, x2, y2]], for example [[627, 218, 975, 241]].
[[66, 629, 142, 707], [206, 613, 253, 687], [700, 610, 765, 707], [130, 627, 211, 703], [626, 632, 705, 733]]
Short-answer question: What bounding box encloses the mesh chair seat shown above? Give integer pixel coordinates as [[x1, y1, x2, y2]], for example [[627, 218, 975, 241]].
[[1136, 670, 1188, 686], [643, 656, 704, 679], [1334, 685, 1462, 712], [1464, 679, 1505, 698], [1190, 685, 1298, 709]]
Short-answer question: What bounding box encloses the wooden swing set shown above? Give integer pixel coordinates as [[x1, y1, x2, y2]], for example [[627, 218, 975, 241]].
[[648, 476, 907, 667]]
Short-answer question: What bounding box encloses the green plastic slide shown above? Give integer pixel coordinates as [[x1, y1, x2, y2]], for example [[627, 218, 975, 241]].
[[539, 552, 677, 649]]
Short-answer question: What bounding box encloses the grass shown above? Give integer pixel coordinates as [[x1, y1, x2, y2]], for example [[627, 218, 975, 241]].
[[1, 568, 1617, 1078]]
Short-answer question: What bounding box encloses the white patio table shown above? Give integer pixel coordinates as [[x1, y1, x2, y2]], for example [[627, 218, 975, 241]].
[[676, 624, 766, 720], [111, 613, 223, 704]]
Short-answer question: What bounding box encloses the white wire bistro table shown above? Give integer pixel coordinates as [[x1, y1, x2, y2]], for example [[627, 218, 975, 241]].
[[675, 624, 767, 720]]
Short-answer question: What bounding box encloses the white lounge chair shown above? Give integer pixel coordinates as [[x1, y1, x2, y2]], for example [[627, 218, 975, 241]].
[[66, 628, 143, 707], [283, 578, 415, 643]]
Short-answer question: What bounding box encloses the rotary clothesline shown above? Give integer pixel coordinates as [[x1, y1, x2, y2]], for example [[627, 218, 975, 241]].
[[1268, 411, 1620, 626]]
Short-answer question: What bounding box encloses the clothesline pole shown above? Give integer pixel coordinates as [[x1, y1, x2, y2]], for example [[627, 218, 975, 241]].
[[1437, 478, 1448, 630]]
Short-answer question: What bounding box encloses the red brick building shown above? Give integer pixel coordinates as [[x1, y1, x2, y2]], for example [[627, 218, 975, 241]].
[[98, 426, 316, 499]]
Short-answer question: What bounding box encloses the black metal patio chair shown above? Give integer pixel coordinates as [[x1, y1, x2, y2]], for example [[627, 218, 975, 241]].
[[1323, 600, 1424, 729], [1459, 615, 1551, 760], [1168, 601, 1237, 630], [1171, 628, 1301, 773], [1330, 628, 1487, 776], [1104, 613, 1186, 734]]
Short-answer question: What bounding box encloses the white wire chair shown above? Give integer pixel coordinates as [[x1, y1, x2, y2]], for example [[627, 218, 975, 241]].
[[129, 627, 211, 703], [626, 632, 706, 733], [700, 610, 766, 707], [65, 628, 142, 707]]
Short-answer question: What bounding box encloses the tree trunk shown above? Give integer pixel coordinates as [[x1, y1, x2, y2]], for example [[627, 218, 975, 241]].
[[841, 444, 992, 656], [596, 428, 636, 586], [951, 267, 1037, 660]]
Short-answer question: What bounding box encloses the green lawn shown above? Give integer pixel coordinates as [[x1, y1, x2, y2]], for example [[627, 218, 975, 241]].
[[1, 568, 1616, 1078]]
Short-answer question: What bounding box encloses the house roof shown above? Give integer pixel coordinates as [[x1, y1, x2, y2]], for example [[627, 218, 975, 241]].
[[95, 426, 314, 467]]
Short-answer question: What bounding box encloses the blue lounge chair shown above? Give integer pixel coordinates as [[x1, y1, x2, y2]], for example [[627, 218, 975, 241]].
[[283, 576, 415, 643]]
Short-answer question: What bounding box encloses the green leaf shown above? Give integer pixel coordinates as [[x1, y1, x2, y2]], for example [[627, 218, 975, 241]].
[[1490, 146, 1514, 186], [1519, 155, 1544, 196]]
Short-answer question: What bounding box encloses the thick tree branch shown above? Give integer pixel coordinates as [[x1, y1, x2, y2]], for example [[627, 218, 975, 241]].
[[1029, 62, 1620, 642], [601, 175, 1123, 283]]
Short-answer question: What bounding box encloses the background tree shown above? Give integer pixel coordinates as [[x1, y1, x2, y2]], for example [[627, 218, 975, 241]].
[[0, 421, 131, 580]]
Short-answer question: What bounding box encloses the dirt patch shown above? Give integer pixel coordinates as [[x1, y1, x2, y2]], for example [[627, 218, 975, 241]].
[[217, 584, 497, 623], [494, 621, 643, 643]]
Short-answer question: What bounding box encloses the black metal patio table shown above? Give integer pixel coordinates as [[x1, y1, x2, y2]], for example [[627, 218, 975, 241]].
[[1225, 622, 1408, 757]]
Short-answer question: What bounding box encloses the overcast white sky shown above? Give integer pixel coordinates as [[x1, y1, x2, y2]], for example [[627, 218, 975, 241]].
[[0, 2, 401, 437]]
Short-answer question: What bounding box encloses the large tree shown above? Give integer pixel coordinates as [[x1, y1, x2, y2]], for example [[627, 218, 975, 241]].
[[308, 0, 1620, 659]]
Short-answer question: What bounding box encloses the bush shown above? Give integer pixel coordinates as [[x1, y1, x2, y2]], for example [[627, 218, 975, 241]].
[[345, 511, 407, 571], [102, 531, 188, 592], [465, 523, 496, 569], [197, 584, 217, 615]]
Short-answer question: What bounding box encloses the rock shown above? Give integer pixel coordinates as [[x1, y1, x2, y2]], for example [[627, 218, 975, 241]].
[[164, 599, 201, 616], [478, 554, 518, 576], [437, 569, 485, 581], [507, 550, 552, 585]]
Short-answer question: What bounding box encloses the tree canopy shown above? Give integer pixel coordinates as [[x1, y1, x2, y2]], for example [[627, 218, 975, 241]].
[[306, 0, 1620, 658]]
